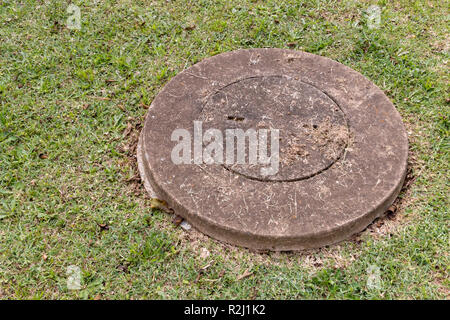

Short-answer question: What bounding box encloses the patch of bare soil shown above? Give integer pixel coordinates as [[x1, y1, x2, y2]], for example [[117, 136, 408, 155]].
[[306, 118, 349, 160], [280, 135, 309, 165]]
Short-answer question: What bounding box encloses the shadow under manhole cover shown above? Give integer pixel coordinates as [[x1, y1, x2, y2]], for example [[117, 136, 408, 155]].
[[137, 48, 408, 251]]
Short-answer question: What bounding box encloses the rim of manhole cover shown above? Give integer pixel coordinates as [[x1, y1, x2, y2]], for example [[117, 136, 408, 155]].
[[137, 48, 408, 251]]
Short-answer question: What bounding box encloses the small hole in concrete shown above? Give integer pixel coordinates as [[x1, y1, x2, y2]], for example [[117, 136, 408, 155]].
[[227, 115, 245, 121]]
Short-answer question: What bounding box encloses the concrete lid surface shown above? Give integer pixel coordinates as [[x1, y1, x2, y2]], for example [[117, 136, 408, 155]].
[[138, 48, 408, 250]]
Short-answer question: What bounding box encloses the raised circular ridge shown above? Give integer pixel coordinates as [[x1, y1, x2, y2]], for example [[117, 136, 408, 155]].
[[199, 75, 350, 182]]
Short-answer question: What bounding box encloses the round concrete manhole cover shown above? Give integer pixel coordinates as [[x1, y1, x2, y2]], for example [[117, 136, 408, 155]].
[[137, 48, 408, 250]]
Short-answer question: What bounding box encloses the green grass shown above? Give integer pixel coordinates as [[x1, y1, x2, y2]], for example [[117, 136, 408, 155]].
[[0, 0, 448, 299]]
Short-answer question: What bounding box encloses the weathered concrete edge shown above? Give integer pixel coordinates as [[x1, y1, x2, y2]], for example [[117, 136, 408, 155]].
[[137, 131, 157, 198]]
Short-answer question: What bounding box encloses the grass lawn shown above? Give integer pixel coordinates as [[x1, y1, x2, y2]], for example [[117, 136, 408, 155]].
[[0, 0, 448, 299]]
